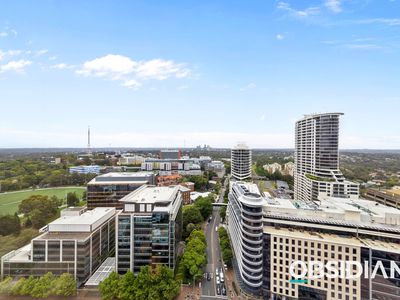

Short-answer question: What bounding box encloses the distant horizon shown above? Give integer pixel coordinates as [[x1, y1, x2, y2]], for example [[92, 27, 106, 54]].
[[1, 147, 399, 152]]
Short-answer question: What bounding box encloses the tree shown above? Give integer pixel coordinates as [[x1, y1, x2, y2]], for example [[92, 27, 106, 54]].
[[194, 196, 213, 220], [182, 205, 203, 238], [151, 265, 180, 300], [0, 277, 12, 295], [19, 276, 37, 296], [117, 270, 136, 300], [19, 195, 60, 228], [31, 272, 55, 298], [10, 277, 26, 295], [219, 206, 226, 221], [132, 266, 153, 300], [180, 230, 207, 283], [0, 213, 21, 236], [53, 273, 76, 297], [67, 192, 79, 207], [99, 271, 120, 300]]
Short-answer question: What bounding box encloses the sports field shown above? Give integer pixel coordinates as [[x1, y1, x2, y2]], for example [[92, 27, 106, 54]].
[[0, 187, 85, 215]]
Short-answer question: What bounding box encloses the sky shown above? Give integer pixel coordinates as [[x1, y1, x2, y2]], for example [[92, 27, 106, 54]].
[[0, 0, 399, 149]]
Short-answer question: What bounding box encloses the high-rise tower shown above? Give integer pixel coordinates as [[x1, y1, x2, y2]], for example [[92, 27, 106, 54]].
[[231, 143, 252, 180], [294, 113, 359, 202], [87, 126, 92, 156]]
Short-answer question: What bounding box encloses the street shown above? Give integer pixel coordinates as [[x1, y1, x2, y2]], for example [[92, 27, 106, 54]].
[[200, 178, 229, 300]]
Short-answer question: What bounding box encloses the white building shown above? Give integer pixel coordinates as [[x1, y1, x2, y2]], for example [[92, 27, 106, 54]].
[[69, 165, 101, 174], [227, 181, 267, 295], [283, 161, 295, 177], [118, 155, 145, 165], [263, 163, 282, 174], [231, 143, 252, 181], [294, 113, 359, 202]]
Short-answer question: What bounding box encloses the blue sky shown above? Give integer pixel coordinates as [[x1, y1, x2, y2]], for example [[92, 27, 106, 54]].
[[0, 0, 399, 149]]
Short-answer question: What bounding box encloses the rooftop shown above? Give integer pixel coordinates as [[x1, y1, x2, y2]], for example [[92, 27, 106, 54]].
[[88, 172, 154, 184], [263, 195, 400, 232], [263, 226, 400, 254], [47, 207, 116, 232], [119, 185, 179, 204]]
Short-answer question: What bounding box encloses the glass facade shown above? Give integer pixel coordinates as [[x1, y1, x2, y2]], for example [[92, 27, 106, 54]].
[[1, 217, 115, 286]]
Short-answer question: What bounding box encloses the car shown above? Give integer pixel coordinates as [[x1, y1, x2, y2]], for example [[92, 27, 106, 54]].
[[216, 267, 219, 276], [220, 272, 224, 283], [216, 275, 220, 285], [208, 216, 212, 223], [216, 285, 221, 295], [221, 285, 226, 295], [207, 272, 211, 281]]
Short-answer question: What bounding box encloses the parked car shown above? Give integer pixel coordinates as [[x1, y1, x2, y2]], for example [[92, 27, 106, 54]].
[[221, 285, 226, 296], [220, 272, 224, 283], [216, 276, 220, 285], [207, 272, 211, 281], [216, 285, 221, 295]]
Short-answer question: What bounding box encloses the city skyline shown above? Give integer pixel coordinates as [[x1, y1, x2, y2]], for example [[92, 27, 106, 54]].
[[1, 0, 400, 149]]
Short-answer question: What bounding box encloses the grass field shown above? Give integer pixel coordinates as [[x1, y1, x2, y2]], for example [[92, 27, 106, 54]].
[[0, 187, 85, 215]]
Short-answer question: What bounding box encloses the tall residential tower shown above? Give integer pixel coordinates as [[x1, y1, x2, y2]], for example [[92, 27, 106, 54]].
[[294, 113, 359, 202], [231, 143, 252, 180]]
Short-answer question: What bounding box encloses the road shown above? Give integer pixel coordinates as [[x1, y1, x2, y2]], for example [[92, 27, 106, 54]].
[[201, 177, 229, 299]]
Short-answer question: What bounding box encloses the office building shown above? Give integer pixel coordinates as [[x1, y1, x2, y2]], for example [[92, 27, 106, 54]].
[[141, 158, 202, 176], [227, 181, 267, 295], [231, 143, 252, 181], [87, 172, 155, 209], [69, 165, 101, 175], [205, 160, 226, 178], [1, 207, 116, 286], [115, 185, 183, 274], [294, 113, 359, 202], [262, 196, 400, 300], [160, 149, 181, 160], [118, 155, 145, 166], [178, 186, 191, 205]]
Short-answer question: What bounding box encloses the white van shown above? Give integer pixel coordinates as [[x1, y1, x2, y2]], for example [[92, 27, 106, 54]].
[[220, 272, 224, 283]]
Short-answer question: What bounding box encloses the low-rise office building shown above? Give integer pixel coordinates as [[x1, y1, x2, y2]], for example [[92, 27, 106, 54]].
[[1, 207, 116, 286], [87, 172, 155, 209], [115, 185, 183, 274]]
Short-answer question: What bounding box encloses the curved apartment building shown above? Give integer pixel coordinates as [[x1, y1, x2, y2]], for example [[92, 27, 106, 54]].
[[227, 181, 266, 295], [231, 143, 252, 181], [294, 113, 359, 202]]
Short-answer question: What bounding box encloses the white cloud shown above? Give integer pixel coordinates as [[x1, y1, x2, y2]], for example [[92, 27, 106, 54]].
[[0, 60, 32, 73], [276, 34, 285, 40], [354, 18, 400, 26], [36, 49, 48, 56], [77, 54, 137, 77], [49, 56, 57, 61], [0, 32, 8, 37], [240, 82, 256, 91], [77, 54, 190, 89], [122, 79, 142, 90], [343, 43, 383, 50], [325, 0, 342, 13], [277, 1, 320, 18], [260, 114, 266, 121], [51, 63, 74, 70], [136, 59, 190, 80]]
